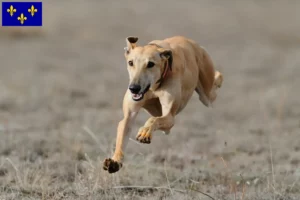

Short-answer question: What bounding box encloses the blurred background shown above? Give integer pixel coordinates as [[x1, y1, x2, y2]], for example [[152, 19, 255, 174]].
[[0, 0, 299, 199]]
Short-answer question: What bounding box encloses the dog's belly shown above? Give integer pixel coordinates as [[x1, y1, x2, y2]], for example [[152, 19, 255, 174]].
[[176, 65, 198, 114], [176, 88, 195, 114]]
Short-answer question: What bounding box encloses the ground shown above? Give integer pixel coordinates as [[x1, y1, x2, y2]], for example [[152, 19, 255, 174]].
[[0, 0, 300, 199]]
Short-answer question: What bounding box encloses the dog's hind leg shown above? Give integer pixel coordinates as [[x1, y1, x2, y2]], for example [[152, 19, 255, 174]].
[[195, 70, 223, 106], [195, 47, 222, 107], [209, 71, 223, 103], [195, 83, 211, 107]]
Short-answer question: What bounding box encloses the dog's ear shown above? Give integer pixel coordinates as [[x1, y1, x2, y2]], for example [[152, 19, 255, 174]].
[[160, 49, 172, 60], [160, 49, 173, 71], [125, 36, 138, 54]]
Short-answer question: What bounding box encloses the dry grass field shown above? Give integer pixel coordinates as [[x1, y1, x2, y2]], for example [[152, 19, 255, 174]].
[[0, 0, 300, 199]]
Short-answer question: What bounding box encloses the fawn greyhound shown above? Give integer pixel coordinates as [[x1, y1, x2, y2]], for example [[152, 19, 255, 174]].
[[103, 36, 223, 173]]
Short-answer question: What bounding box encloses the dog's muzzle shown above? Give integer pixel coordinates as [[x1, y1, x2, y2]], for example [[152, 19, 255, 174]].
[[128, 84, 150, 101]]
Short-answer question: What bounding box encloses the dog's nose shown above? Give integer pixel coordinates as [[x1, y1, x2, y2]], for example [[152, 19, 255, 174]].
[[129, 84, 141, 94]]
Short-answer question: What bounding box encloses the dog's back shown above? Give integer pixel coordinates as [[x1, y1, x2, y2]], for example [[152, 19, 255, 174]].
[[149, 36, 222, 107]]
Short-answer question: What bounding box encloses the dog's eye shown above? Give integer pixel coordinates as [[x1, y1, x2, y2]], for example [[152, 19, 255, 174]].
[[128, 61, 133, 66], [147, 61, 155, 68]]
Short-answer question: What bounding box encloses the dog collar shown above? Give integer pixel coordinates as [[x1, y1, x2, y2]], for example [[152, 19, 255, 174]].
[[148, 43, 173, 89], [156, 59, 171, 88]]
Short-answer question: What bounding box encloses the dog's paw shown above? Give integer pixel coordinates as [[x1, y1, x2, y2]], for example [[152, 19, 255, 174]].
[[214, 71, 223, 88], [103, 158, 122, 173], [136, 127, 152, 144]]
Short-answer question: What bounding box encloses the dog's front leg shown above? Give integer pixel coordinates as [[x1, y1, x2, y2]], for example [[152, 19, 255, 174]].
[[136, 93, 177, 144], [103, 92, 141, 173], [136, 114, 174, 143]]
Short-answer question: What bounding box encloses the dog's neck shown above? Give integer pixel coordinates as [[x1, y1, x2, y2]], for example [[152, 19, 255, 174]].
[[155, 59, 171, 89], [148, 43, 172, 90]]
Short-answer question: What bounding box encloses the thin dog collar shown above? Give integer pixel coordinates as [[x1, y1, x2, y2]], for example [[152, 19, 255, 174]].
[[155, 59, 171, 88], [148, 43, 172, 89]]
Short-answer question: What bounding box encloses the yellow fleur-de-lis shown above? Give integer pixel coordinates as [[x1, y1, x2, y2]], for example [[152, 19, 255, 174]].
[[17, 13, 27, 25], [7, 5, 17, 17], [28, 5, 38, 16]]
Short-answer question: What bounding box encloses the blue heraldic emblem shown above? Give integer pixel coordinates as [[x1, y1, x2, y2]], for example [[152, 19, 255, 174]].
[[2, 2, 42, 26]]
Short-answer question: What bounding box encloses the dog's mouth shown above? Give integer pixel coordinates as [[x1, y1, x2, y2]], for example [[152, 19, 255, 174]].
[[131, 84, 150, 101]]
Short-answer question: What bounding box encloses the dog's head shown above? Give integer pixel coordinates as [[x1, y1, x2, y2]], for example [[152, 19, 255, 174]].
[[124, 36, 172, 101]]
